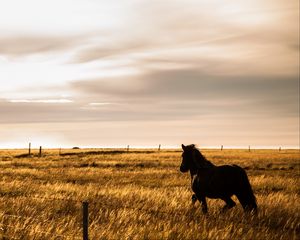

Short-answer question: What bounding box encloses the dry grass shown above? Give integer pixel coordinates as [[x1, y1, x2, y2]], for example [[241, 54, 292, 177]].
[[0, 148, 299, 239]]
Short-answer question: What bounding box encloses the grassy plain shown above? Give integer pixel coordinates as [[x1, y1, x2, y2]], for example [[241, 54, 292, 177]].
[[0, 148, 299, 239]]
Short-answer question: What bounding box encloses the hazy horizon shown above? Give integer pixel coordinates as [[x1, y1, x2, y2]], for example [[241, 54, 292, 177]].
[[0, 0, 299, 148], [1, 143, 299, 150]]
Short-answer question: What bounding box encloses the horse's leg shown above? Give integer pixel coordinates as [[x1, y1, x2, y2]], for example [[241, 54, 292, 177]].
[[235, 192, 257, 213], [195, 194, 208, 214], [191, 194, 197, 205], [221, 197, 236, 212]]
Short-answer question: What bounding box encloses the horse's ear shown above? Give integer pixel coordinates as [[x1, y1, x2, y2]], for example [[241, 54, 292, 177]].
[[181, 144, 186, 150]]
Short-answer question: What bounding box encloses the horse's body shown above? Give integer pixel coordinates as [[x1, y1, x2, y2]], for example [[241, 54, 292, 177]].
[[180, 144, 257, 214]]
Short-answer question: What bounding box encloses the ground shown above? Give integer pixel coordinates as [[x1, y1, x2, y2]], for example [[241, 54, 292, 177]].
[[0, 148, 299, 239]]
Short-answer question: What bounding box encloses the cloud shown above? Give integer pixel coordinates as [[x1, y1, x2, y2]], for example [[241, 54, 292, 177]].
[[88, 102, 112, 106], [3, 64, 297, 125], [63, 68, 300, 131], [0, 0, 298, 147], [71, 68, 298, 101], [8, 99, 73, 103], [0, 97, 211, 124], [0, 99, 81, 123], [71, 0, 298, 76], [0, 34, 84, 57]]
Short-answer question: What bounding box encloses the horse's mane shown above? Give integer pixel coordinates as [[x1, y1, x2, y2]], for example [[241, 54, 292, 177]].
[[193, 146, 215, 168]]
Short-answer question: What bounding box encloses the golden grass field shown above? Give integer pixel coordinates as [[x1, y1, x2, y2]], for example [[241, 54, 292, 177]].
[[0, 148, 299, 239]]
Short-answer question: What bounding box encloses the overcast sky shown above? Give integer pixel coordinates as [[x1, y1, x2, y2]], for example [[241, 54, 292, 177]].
[[0, 0, 299, 148]]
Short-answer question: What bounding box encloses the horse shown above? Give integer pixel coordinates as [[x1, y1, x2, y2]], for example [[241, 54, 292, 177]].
[[180, 144, 257, 214]]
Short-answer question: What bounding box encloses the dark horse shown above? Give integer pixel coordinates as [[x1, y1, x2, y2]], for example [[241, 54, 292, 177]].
[[180, 144, 257, 214]]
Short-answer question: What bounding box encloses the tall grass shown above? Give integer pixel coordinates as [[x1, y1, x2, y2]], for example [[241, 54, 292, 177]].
[[0, 149, 299, 239]]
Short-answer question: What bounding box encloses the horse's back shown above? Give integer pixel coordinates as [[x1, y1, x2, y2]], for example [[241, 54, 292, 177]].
[[211, 164, 241, 176], [215, 165, 247, 185], [204, 165, 247, 197]]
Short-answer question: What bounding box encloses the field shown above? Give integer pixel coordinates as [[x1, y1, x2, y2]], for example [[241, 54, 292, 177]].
[[0, 148, 299, 239]]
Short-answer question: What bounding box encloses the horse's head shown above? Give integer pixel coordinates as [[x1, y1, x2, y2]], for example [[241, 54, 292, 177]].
[[180, 144, 197, 173], [180, 144, 211, 173]]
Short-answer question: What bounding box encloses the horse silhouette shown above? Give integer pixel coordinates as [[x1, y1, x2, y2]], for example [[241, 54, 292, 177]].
[[180, 144, 257, 214]]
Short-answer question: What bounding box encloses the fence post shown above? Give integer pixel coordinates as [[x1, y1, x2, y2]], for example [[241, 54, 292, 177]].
[[158, 144, 161, 151], [248, 146, 251, 152], [221, 145, 223, 151], [29, 142, 31, 156], [279, 147, 281, 152], [82, 201, 89, 240], [127, 145, 129, 152], [39, 146, 42, 157]]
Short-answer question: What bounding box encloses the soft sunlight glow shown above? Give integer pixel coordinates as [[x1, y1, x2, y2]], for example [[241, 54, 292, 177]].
[[0, 0, 298, 148], [0, 0, 123, 34]]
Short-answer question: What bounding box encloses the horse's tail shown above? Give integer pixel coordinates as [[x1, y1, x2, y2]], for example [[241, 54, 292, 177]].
[[234, 166, 257, 213]]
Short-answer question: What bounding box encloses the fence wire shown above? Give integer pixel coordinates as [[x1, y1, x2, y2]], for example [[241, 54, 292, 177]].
[[1, 191, 190, 217], [0, 191, 197, 239], [0, 193, 82, 204]]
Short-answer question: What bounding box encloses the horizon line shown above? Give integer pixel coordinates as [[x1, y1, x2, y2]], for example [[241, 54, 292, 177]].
[[1, 145, 299, 150]]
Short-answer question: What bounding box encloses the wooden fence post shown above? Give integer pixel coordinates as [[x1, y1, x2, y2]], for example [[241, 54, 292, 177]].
[[82, 201, 89, 240], [158, 144, 161, 151], [248, 146, 251, 152], [127, 145, 129, 152], [39, 146, 42, 157], [279, 147, 281, 152], [221, 145, 223, 151], [28, 142, 31, 156]]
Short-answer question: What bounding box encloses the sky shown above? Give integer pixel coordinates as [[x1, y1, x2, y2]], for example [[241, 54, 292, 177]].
[[0, 0, 299, 149]]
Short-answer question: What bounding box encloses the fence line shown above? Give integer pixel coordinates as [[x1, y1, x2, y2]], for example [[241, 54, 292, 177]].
[[0, 190, 221, 218], [0, 193, 82, 204], [14, 148, 296, 159], [1, 193, 186, 218], [0, 191, 194, 239], [0, 213, 34, 221]]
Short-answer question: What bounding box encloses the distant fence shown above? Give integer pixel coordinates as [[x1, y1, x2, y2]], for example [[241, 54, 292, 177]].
[[12, 144, 291, 160], [25, 143, 167, 157], [25, 143, 287, 158]]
